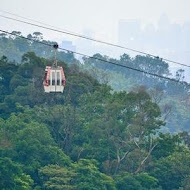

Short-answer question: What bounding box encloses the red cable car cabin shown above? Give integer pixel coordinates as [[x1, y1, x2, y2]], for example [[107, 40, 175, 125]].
[[43, 66, 66, 93]]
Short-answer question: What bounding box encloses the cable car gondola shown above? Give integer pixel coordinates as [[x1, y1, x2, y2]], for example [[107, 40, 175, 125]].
[[43, 44, 66, 93]]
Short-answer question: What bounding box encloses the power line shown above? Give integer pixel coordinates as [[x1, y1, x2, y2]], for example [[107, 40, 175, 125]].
[[0, 9, 78, 35], [0, 29, 189, 87], [0, 12, 189, 69]]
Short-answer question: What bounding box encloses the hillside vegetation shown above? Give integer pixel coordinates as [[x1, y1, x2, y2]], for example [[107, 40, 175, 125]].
[[0, 32, 190, 189], [0, 31, 189, 132]]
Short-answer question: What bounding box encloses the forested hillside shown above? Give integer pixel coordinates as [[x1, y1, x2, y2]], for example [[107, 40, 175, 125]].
[[1, 31, 190, 189], [0, 31, 189, 132]]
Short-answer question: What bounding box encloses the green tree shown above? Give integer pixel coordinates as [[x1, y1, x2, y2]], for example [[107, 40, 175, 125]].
[[77, 87, 163, 175], [135, 173, 159, 189], [151, 149, 190, 190], [0, 157, 33, 190], [115, 173, 142, 190], [0, 114, 71, 182], [73, 159, 116, 190], [152, 133, 181, 160], [39, 165, 76, 190]]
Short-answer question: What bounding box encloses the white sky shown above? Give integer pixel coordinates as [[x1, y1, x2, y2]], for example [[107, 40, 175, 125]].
[[1, 0, 190, 42]]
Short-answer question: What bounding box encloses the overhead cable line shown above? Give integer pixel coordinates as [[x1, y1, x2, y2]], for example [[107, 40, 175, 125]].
[[0, 29, 189, 87], [0, 12, 189, 69], [0, 9, 77, 35]]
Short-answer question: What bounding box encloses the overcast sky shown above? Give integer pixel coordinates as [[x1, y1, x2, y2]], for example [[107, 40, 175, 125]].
[[1, 0, 190, 42]]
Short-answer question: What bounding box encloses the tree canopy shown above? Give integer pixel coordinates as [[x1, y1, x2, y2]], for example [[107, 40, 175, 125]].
[[0, 32, 190, 189]]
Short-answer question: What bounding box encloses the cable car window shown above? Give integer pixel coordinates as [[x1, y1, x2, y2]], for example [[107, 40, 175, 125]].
[[44, 71, 47, 80], [52, 71, 55, 85], [57, 72, 60, 85], [49, 72, 51, 85]]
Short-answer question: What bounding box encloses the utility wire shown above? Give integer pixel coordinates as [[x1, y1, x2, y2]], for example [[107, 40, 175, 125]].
[[0, 12, 189, 68], [0, 9, 78, 35], [0, 29, 189, 86]]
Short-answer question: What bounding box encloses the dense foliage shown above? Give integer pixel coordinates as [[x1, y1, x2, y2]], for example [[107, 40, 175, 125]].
[[1, 31, 189, 132], [0, 32, 190, 189]]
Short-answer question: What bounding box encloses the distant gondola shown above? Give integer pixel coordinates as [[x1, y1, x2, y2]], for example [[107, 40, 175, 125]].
[[43, 44, 66, 93]]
